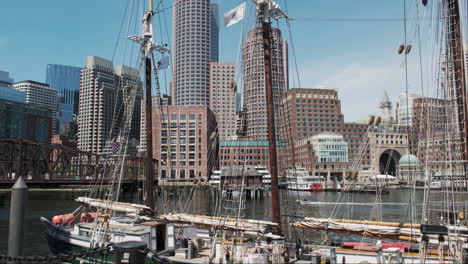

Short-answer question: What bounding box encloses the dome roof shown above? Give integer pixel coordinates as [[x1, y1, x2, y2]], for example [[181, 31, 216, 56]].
[[399, 154, 419, 165]]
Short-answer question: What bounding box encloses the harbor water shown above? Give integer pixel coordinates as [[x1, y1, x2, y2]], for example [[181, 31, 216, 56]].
[[0, 188, 450, 256]]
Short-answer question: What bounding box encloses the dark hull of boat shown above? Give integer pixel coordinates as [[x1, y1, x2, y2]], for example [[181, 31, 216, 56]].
[[40, 217, 163, 264]]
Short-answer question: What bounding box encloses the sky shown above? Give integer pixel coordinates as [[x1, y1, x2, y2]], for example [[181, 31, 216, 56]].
[[0, 0, 447, 122]]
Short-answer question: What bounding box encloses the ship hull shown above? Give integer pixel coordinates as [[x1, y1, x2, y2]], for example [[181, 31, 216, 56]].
[[40, 217, 165, 264]]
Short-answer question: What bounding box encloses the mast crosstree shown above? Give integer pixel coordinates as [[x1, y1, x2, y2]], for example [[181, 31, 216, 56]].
[[128, 0, 169, 211]]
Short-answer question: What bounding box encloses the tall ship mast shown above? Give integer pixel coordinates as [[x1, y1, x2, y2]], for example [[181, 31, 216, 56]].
[[251, 0, 291, 231]]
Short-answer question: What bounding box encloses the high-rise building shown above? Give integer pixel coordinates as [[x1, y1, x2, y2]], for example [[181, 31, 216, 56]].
[[13, 80, 58, 133], [0, 71, 25, 103], [242, 27, 288, 140], [115, 65, 142, 142], [77, 56, 142, 154], [172, 0, 212, 106], [153, 105, 218, 181], [0, 98, 52, 143], [78, 56, 117, 153], [209, 62, 236, 140], [210, 3, 219, 62], [279, 88, 345, 141], [279, 88, 370, 171], [45, 64, 82, 130], [397, 92, 418, 126]]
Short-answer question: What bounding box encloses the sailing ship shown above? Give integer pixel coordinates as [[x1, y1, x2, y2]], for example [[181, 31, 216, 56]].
[[39, 0, 468, 263], [40, 0, 290, 263]]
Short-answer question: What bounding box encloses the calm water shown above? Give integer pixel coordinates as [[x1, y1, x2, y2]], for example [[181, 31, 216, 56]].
[[0, 188, 438, 256]]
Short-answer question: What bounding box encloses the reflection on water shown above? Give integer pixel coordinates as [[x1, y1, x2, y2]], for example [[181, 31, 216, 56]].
[[0, 188, 459, 256]]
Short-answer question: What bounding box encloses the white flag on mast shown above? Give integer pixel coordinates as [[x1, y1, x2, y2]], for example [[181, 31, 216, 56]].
[[224, 2, 246, 27], [157, 55, 170, 70]]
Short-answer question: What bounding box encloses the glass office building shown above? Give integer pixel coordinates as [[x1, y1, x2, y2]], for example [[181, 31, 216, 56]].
[[0, 71, 25, 103], [0, 98, 52, 142], [45, 64, 81, 127], [210, 3, 219, 62]]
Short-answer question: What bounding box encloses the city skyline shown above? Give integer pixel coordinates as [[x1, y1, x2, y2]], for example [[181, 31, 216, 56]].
[[0, 0, 436, 122]]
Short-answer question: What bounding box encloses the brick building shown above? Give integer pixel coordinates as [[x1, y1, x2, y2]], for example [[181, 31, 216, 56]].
[[279, 88, 370, 171], [219, 139, 287, 174], [152, 105, 217, 182]]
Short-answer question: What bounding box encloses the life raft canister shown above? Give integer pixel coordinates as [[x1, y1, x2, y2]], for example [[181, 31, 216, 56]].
[[80, 212, 99, 223], [52, 214, 75, 226]]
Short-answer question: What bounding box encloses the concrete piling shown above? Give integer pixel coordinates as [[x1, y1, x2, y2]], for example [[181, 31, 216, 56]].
[[8, 176, 28, 258]]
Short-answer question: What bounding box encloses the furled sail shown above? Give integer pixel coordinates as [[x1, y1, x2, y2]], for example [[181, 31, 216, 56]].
[[292, 218, 468, 244], [75, 197, 151, 215], [159, 213, 281, 235]]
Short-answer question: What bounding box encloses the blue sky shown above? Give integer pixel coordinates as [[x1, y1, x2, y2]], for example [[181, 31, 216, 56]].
[[0, 0, 441, 121]]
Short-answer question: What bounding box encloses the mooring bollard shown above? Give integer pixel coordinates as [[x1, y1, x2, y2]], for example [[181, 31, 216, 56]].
[[7, 176, 28, 258]]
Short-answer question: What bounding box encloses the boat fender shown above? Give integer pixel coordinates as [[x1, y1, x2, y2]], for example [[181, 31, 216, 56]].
[[52, 215, 63, 225]]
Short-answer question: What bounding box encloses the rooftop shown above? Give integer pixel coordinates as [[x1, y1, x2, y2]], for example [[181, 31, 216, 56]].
[[220, 140, 286, 147]]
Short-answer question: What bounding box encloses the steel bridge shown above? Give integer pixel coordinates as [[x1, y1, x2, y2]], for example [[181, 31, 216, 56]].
[[0, 139, 145, 188]]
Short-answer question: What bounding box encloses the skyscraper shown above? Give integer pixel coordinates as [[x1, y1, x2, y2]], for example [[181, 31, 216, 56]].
[[172, 0, 212, 106], [397, 92, 418, 126], [115, 65, 142, 142], [13, 80, 58, 133], [242, 27, 288, 140], [209, 62, 236, 139], [77, 56, 141, 154], [0, 71, 25, 103], [45, 64, 82, 130], [210, 3, 219, 62]]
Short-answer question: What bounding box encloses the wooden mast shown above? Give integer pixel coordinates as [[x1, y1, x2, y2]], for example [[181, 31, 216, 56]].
[[253, 0, 290, 231], [144, 0, 155, 210], [447, 0, 468, 175], [262, 19, 282, 229]]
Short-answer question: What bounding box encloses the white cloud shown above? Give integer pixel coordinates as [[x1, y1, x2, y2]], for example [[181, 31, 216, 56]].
[[296, 59, 405, 122]]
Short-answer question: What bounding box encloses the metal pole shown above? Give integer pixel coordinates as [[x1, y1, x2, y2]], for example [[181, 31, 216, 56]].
[[145, 56, 155, 210], [262, 21, 281, 230], [7, 176, 28, 257]]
